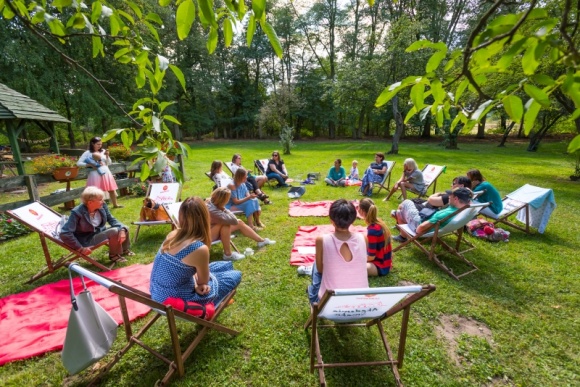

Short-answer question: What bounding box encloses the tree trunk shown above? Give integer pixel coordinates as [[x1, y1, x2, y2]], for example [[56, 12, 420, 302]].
[[498, 121, 516, 147], [421, 114, 431, 138], [388, 96, 404, 154], [63, 95, 76, 148], [476, 115, 486, 139], [354, 106, 365, 139], [527, 113, 564, 152], [385, 117, 392, 138], [329, 121, 336, 139]]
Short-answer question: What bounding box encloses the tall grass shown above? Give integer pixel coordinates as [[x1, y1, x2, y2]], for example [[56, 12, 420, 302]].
[[0, 139, 578, 386]]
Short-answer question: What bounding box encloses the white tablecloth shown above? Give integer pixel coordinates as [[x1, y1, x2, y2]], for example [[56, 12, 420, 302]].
[[506, 184, 556, 234]]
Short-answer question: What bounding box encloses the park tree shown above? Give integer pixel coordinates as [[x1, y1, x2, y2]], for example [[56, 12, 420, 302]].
[[0, 0, 284, 181], [375, 0, 580, 159]]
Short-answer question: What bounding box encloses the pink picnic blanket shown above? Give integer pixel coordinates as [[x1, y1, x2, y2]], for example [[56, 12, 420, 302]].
[[345, 178, 362, 186], [0, 263, 153, 366], [289, 200, 362, 218], [290, 225, 367, 266]]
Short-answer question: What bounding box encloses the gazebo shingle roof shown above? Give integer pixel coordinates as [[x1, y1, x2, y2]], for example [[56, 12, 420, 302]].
[[0, 83, 70, 123]]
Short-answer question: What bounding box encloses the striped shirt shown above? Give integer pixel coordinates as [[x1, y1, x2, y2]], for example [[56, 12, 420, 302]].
[[367, 223, 392, 276]]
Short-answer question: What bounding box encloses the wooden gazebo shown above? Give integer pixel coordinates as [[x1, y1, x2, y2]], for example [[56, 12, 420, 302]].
[[0, 82, 70, 175]]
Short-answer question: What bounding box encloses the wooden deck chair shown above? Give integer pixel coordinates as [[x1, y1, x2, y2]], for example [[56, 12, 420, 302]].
[[305, 285, 436, 387], [6, 202, 111, 283], [254, 159, 278, 187], [402, 164, 446, 199], [374, 160, 396, 194], [393, 202, 489, 280], [163, 202, 240, 253], [132, 183, 181, 242], [66, 263, 239, 386]]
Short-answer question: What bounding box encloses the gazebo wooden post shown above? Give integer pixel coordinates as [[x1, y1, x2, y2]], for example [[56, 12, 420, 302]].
[[6, 120, 25, 175], [48, 122, 60, 154]]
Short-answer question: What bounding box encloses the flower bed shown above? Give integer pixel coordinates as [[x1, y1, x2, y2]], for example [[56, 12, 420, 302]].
[[0, 213, 30, 242]]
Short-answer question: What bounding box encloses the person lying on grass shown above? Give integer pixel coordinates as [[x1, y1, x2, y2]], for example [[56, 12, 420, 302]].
[[308, 199, 368, 304], [207, 187, 276, 261], [390, 187, 473, 243]]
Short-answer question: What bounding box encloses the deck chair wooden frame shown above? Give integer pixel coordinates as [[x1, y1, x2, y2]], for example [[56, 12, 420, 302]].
[[481, 196, 530, 233], [401, 164, 446, 199], [374, 160, 396, 194], [67, 263, 239, 386], [6, 201, 111, 283], [305, 285, 436, 387], [132, 183, 182, 243], [254, 159, 278, 187], [163, 202, 240, 253], [393, 202, 489, 280]]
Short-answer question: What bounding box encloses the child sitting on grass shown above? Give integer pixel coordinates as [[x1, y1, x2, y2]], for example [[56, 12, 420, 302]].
[[307, 199, 368, 304]]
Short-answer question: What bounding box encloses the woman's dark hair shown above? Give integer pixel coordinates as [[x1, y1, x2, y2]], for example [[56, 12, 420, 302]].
[[210, 160, 222, 178], [232, 153, 241, 163], [375, 152, 385, 162], [89, 137, 102, 152], [329, 199, 357, 229], [454, 176, 472, 189], [466, 169, 485, 182], [271, 151, 283, 163]]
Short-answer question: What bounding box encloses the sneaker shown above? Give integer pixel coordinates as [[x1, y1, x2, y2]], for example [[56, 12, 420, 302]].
[[393, 235, 407, 243], [257, 238, 276, 248], [297, 265, 313, 276], [223, 252, 245, 261]]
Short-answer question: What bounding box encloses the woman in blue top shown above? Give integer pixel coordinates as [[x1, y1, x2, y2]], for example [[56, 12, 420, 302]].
[[229, 167, 265, 231], [149, 197, 241, 306], [324, 159, 346, 187], [467, 169, 503, 215], [360, 152, 389, 196]]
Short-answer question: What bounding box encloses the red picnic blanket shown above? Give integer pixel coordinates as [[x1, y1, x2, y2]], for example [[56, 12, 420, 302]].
[[289, 225, 368, 266], [0, 263, 153, 366], [289, 200, 363, 218], [345, 178, 362, 186]]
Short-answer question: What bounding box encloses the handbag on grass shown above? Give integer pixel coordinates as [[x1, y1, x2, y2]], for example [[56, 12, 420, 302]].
[[140, 197, 171, 222], [61, 267, 118, 375]]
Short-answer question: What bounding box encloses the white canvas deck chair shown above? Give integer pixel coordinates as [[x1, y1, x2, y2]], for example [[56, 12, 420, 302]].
[[394, 202, 489, 280], [480, 185, 555, 234], [224, 161, 236, 176], [6, 202, 111, 283], [374, 160, 396, 194], [164, 202, 240, 253], [254, 159, 278, 187], [66, 263, 239, 386], [132, 183, 181, 242], [305, 285, 436, 387], [403, 164, 446, 199]]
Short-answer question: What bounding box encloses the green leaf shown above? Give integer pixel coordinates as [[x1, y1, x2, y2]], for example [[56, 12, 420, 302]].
[[472, 100, 494, 121], [169, 64, 186, 91], [121, 131, 129, 148], [163, 115, 181, 125], [572, 108, 580, 121], [532, 74, 555, 86], [406, 39, 432, 52], [410, 83, 425, 110], [159, 0, 172, 6], [52, 0, 72, 8], [136, 67, 146, 88], [247, 14, 256, 47], [48, 18, 66, 36], [488, 13, 519, 28], [567, 134, 580, 153], [92, 35, 103, 57], [91, 1, 102, 23], [145, 12, 163, 25], [198, 0, 217, 29], [143, 20, 160, 43], [436, 106, 444, 127], [524, 84, 550, 107], [430, 79, 445, 105], [523, 98, 541, 134], [496, 36, 527, 70], [140, 162, 150, 181], [444, 58, 455, 72], [102, 129, 123, 142], [404, 106, 417, 124], [223, 17, 233, 47], [118, 10, 135, 25], [207, 26, 218, 53], [522, 38, 539, 75], [69, 13, 85, 29], [502, 95, 523, 123], [114, 47, 131, 59], [366, 0, 374, 6], [454, 79, 469, 102], [176, 0, 195, 40], [526, 8, 548, 20], [134, 50, 149, 65], [252, 0, 265, 20], [261, 20, 283, 58], [426, 50, 446, 73], [2, 1, 15, 19], [375, 82, 407, 107], [126, 1, 142, 19], [110, 14, 120, 35]]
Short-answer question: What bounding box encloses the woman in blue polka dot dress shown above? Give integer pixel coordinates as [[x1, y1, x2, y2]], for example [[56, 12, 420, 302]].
[[150, 197, 242, 306]]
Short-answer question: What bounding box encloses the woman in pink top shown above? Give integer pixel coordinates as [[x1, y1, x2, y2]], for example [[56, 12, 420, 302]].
[[308, 199, 368, 304]]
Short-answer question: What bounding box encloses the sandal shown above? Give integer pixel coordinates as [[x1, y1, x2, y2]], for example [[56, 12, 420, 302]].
[[109, 254, 128, 263], [123, 250, 136, 256], [263, 198, 272, 205]]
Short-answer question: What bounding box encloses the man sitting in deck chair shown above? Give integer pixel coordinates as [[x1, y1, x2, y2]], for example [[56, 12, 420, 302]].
[[60, 186, 133, 263], [391, 187, 472, 243]]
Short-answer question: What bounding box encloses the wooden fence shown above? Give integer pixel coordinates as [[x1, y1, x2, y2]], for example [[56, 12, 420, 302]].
[[0, 162, 141, 212]]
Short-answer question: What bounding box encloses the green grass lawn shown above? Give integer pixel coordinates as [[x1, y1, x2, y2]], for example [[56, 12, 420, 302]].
[[0, 139, 578, 386]]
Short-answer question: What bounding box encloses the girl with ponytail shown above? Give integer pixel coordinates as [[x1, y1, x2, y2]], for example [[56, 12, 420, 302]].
[[358, 198, 393, 276]]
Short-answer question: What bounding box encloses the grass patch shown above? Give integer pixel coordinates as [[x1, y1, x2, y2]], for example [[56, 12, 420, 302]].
[[0, 139, 578, 386]]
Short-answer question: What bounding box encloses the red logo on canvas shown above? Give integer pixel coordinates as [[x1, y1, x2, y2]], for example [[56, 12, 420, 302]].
[[162, 185, 168, 191], [365, 294, 377, 298]]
